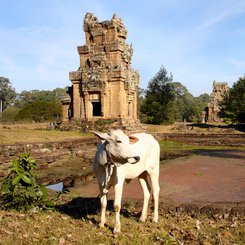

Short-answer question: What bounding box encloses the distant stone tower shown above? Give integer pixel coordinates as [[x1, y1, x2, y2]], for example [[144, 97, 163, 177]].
[[62, 13, 140, 122], [203, 81, 229, 122]]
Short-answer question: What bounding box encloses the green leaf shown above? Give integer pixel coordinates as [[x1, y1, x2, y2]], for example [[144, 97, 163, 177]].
[[21, 175, 32, 184], [45, 200, 55, 208], [1, 183, 10, 194], [40, 185, 48, 200], [12, 159, 19, 173], [13, 185, 19, 195], [29, 159, 36, 164], [12, 175, 21, 185]]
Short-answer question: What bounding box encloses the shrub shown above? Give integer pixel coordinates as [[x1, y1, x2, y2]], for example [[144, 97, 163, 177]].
[[15, 100, 61, 122], [0, 106, 20, 123], [0, 153, 51, 211]]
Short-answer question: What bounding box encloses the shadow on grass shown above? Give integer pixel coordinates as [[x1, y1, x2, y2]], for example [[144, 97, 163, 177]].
[[56, 196, 139, 224], [56, 196, 108, 222]]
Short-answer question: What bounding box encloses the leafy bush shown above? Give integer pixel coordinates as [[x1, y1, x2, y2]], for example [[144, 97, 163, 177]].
[[0, 106, 20, 123], [0, 153, 51, 211], [15, 100, 61, 122]]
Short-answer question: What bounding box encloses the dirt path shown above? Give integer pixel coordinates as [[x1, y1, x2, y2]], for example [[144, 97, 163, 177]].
[[74, 150, 245, 203]]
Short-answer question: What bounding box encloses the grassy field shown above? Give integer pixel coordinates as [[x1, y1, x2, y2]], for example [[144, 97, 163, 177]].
[[0, 122, 243, 145], [0, 194, 244, 244], [0, 123, 92, 145]]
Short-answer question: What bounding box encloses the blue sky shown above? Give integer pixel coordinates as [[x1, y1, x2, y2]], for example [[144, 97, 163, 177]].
[[0, 0, 245, 96]]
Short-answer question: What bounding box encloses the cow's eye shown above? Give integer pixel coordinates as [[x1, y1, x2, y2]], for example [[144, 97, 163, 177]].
[[116, 140, 122, 144]]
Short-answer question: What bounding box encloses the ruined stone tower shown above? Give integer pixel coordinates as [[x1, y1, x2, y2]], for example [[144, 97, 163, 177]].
[[62, 13, 140, 122], [203, 81, 229, 122]]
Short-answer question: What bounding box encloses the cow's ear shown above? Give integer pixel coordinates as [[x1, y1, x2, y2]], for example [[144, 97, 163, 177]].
[[129, 135, 139, 144], [93, 131, 109, 140]]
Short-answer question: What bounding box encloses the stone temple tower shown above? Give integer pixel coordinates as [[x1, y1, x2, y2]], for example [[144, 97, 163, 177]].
[[62, 13, 140, 122], [202, 81, 229, 123]]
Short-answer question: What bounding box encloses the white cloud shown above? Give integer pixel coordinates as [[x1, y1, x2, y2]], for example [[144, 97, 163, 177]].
[[200, 1, 245, 30]]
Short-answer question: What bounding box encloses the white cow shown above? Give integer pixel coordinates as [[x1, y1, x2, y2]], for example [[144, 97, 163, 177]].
[[93, 129, 160, 233]]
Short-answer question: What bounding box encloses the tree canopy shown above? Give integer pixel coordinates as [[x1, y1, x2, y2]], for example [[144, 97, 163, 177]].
[[0, 77, 17, 111], [0, 87, 66, 123], [15, 100, 62, 122], [140, 66, 175, 124], [14, 88, 66, 108], [219, 76, 245, 123], [139, 66, 210, 124]]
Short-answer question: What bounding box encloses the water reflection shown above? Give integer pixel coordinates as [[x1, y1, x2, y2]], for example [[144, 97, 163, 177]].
[[46, 182, 63, 192]]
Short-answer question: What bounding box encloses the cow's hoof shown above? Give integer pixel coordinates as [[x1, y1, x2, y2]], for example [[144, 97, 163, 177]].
[[99, 223, 105, 228], [152, 218, 158, 223], [139, 217, 146, 222], [113, 228, 121, 234]]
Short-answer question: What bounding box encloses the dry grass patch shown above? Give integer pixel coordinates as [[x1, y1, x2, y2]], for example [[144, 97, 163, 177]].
[[0, 123, 92, 145], [0, 193, 244, 244]]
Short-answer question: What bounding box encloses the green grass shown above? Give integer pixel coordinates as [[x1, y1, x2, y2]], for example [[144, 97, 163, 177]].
[[159, 140, 245, 151]]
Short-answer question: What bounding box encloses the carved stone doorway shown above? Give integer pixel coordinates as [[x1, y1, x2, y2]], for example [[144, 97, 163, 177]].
[[92, 101, 102, 116]]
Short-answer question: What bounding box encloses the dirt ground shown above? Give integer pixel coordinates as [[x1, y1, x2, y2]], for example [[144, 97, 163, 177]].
[[74, 150, 245, 204]]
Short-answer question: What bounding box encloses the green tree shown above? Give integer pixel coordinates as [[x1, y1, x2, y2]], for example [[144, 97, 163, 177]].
[[51, 87, 67, 101], [195, 93, 210, 121], [171, 82, 194, 121], [140, 68, 211, 124], [171, 83, 212, 122], [167, 82, 201, 122], [140, 66, 175, 124], [0, 107, 20, 123], [16, 100, 62, 122], [0, 77, 17, 112], [196, 93, 210, 111], [15, 88, 66, 108], [13, 88, 66, 122], [137, 87, 145, 120], [219, 76, 245, 123]]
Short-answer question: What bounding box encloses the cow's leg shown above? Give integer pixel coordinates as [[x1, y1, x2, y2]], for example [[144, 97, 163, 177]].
[[113, 180, 124, 233], [99, 185, 107, 227], [149, 169, 160, 223], [138, 172, 151, 222], [100, 194, 107, 227]]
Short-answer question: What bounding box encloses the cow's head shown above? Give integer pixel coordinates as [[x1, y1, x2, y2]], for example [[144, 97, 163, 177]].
[[93, 130, 140, 165]]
